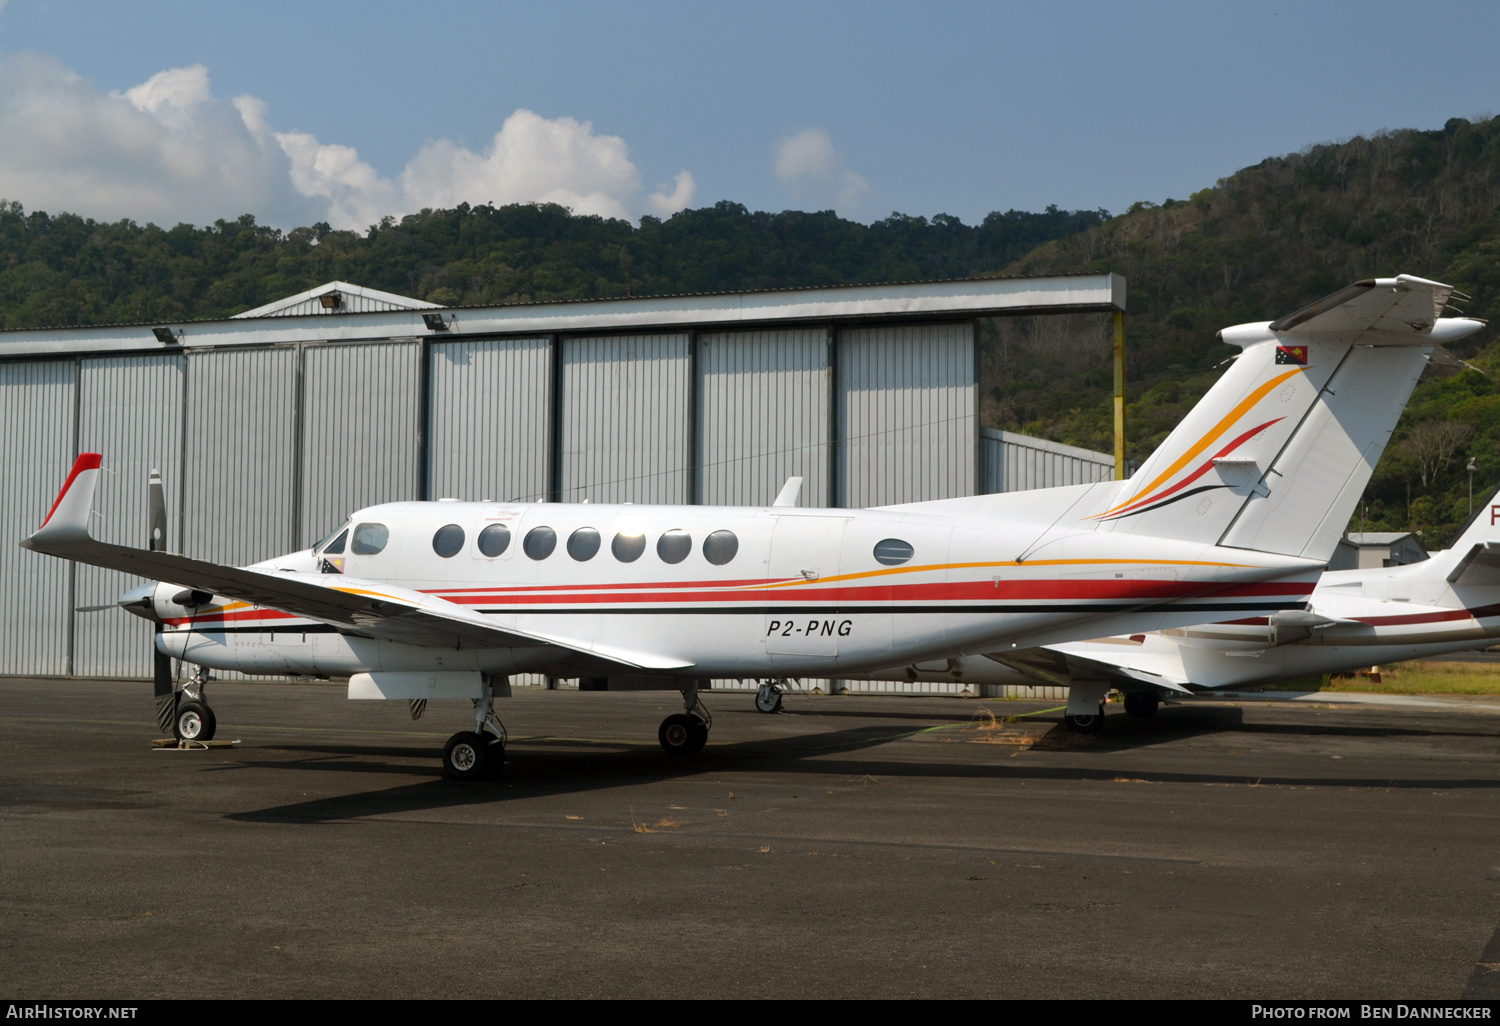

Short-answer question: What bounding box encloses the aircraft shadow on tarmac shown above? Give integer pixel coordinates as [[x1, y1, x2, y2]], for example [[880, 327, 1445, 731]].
[[225, 706, 1500, 825]]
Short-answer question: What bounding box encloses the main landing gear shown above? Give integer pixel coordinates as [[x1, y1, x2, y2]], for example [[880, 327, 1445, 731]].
[[172, 669, 217, 742], [1123, 691, 1160, 719], [1063, 680, 1109, 734], [659, 680, 711, 756], [442, 676, 509, 780]]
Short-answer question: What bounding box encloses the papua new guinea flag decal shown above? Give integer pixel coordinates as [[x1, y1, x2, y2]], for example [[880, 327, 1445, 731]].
[[1275, 344, 1308, 365]]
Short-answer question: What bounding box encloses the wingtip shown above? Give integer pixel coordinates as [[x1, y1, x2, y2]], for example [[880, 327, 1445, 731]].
[[31, 453, 104, 546]]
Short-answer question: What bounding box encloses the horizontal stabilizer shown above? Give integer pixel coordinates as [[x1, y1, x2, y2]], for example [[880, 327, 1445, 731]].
[[1447, 541, 1500, 587]]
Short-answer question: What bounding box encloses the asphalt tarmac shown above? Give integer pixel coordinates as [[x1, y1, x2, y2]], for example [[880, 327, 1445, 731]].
[[2, 678, 1499, 1000]]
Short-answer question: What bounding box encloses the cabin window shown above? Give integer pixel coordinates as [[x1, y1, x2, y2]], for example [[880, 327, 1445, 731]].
[[477, 524, 511, 558], [523, 526, 557, 560], [702, 530, 739, 565], [351, 523, 389, 555], [432, 524, 464, 558], [612, 531, 646, 562], [320, 529, 348, 555], [657, 529, 692, 564], [568, 527, 601, 561], [873, 538, 913, 566]]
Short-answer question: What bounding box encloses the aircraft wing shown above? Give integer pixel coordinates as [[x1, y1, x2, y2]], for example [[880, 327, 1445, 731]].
[[981, 647, 1194, 694], [21, 455, 693, 673]]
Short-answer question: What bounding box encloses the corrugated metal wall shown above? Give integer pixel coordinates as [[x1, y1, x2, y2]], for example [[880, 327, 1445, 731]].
[[560, 334, 690, 504], [980, 427, 1114, 494], [698, 329, 831, 507], [73, 354, 185, 678], [183, 348, 299, 565], [300, 342, 421, 545], [838, 323, 975, 508], [0, 361, 76, 675], [428, 337, 551, 503]]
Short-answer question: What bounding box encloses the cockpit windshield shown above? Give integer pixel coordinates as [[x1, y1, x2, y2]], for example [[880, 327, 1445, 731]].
[[314, 524, 350, 553]]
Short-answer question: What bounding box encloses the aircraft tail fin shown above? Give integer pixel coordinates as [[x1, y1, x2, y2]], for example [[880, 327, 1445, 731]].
[[1088, 276, 1483, 562]]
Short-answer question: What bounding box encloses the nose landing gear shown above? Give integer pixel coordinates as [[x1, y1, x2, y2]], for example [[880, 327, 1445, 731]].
[[171, 669, 217, 742]]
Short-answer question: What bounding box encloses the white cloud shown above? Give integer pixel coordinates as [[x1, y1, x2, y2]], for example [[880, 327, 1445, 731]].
[[0, 53, 696, 229], [0, 53, 319, 227], [773, 127, 869, 213]]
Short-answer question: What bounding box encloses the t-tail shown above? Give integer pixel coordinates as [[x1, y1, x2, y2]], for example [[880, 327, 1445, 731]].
[[1087, 275, 1483, 562]]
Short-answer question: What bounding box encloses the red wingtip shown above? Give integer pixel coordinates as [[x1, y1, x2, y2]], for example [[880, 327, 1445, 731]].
[[40, 453, 103, 528]]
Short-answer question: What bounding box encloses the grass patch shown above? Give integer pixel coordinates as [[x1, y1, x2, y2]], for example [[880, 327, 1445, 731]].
[[1259, 661, 1500, 696]]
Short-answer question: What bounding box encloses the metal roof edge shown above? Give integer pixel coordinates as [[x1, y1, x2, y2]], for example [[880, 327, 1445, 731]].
[[0, 272, 1126, 359]]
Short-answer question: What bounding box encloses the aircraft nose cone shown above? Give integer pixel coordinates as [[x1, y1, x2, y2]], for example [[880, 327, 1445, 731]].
[[117, 583, 158, 621]]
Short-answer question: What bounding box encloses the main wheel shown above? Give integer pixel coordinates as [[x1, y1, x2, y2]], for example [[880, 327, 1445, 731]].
[[443, 731, 488, 780], [174, 700, 216, 742], [1064, 707, 1105, 734], [659, 714, 708, 756], [754, 684, 783, 714], [1123, 691, 1160, 719]]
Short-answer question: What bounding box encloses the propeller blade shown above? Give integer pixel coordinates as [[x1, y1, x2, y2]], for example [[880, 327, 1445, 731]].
[[74, 604, 117, 612], [148, 469, 167, 552]]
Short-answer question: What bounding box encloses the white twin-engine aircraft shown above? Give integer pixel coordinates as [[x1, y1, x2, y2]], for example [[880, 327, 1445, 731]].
[[21, 275, 1481, 778]]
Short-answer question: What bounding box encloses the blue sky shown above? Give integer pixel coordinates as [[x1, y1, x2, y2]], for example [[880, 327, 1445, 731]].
[[1, 0, 1497, 228]]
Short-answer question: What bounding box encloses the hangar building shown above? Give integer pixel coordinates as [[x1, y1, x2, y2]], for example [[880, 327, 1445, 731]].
[[0, 274, 1125, 691]]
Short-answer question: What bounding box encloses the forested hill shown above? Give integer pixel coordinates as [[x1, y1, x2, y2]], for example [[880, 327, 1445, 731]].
[[994, 115, 1500, 546], [0, 200, 1105, 330]]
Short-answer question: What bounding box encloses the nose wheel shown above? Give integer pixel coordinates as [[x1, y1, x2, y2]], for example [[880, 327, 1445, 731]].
[[171, 669, 217, 741], [173, 699, 216, 741]]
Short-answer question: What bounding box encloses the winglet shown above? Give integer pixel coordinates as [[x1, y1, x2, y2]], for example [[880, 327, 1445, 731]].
[[23, 453, 102, 550]]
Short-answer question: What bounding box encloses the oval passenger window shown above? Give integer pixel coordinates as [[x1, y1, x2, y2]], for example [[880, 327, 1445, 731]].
[[657, 529, 692, 565], [477, 523, 511, 557], [523, 526, 557, 560], [873, 538, 914, 566], [432, 524, 464, 558], [612, 532, 646, 562], [568, 527, 601, 561], [351, 523, 389, 555], [702, 530, 738, 566]]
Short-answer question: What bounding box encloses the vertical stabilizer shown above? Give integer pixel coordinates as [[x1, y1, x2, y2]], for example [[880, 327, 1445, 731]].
[[1085, 276, 1483, 562]]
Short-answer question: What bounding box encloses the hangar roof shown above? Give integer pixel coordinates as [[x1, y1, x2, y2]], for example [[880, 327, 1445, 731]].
[[232, 281, 443, 318], [0, 272, 1125, 359]]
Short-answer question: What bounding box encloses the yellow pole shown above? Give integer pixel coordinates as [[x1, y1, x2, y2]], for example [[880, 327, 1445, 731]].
[[1113, 311, 1126, 480]]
